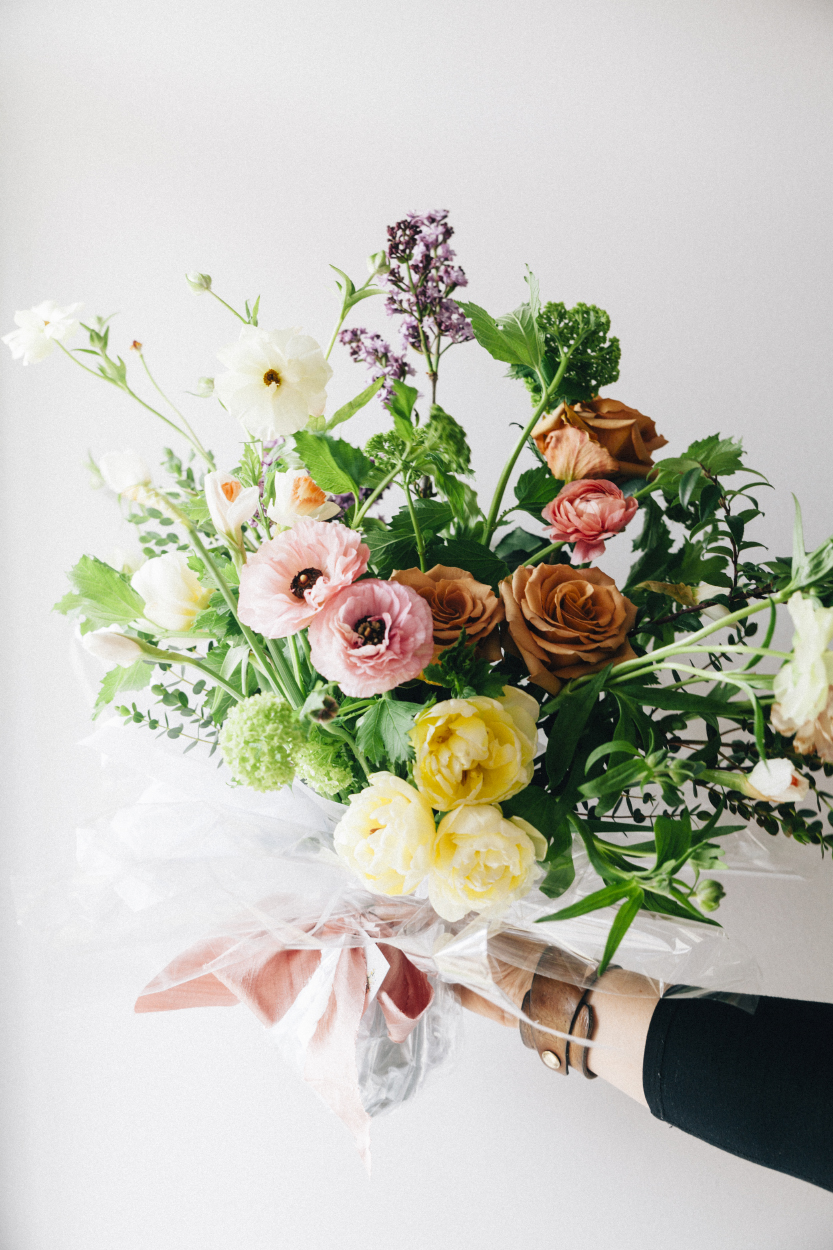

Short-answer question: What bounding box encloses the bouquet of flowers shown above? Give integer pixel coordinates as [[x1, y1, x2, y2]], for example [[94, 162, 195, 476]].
[[9, 210, 833, 1162]]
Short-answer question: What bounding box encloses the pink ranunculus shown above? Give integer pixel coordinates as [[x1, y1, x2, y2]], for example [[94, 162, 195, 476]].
[[308, 579, 435, 697], [542, 479, 639, 563], [238, 518, 369, 637]]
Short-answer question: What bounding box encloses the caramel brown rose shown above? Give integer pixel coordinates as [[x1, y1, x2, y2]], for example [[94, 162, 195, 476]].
[[500, 564, 638, 695], [390, 564, 504, 662], [531, 397, 668, 481]]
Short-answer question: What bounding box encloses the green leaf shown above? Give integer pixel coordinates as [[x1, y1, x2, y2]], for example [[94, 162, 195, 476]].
[[432, 467, 482, 524], [493, 527, 548, 571], [656, 434, 744, 480], [389, 500, 453, 537], [55, 555, 146, 633], [93, 659, 153, 716], [234, 441, 263, 488], [326, 376, 384, 430], [538, 881, 635, 924], [613, 684, 748, 725], [512, 465, 562, 515], [293, 431, 373, 497], [654, 813, 692, 867], [678, 466, 702, 508], [457, 301, 527, 366], [422, 629, 507, 698], [356, 698, 421, 765], [365, 528, 421, 579], [501, 786, 571, 855], [424, 539, 510, 590], [538, 848, 576, 899], [546, 667, 611, 789], [597, 890, 644, 975], [386, 380, 418, 423]]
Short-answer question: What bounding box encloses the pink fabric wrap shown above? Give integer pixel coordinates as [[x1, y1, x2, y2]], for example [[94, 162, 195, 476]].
[[135, 915, 434, 1169]]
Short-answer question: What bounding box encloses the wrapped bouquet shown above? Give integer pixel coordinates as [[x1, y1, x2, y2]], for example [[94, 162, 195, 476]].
[[9, 210, 833, 1163]]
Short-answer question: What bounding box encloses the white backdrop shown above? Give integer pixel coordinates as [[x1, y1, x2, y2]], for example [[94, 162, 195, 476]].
[[2, 1, 833, 1246]]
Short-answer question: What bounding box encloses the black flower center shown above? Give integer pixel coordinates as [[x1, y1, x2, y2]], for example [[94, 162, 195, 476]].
[[263, 368, 282, 388], [290, 567, 323, 599], [354, 615, 387, 646]]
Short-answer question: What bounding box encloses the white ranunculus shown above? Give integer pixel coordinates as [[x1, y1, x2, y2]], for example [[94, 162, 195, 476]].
[[772, 593, 833, 729], [81, 627, 144, 668], [204, 471, 260, 548], [267, 469, 340, 528], [214, 326, 333, 439], [99, 449, 152, 494], [131, 552, 211, 633], [2, 300, 82, 364], [745, 758, 809, 804]]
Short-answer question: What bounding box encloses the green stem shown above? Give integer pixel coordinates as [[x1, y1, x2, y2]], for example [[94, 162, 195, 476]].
[[208, 289, 247, 323], [286, 633, 305, 691], [525, 540, 565, 567], [484, 348, 578, 544], [324, 722, 371, 780], [352, 466, 400, 527], [617, 662, 768, 694], [266, 638, 304, 707], [138, 352, 211, 463], [144, 650, 244, 703], [325, 309, 349, 361], [404, 479, 426, 571], [188, 529, 282, 697]]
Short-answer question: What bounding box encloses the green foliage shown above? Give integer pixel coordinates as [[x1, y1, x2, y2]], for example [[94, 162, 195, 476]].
[[294, 726, 356, 797], [293, 431, 375, 499], [424, 538, 510, 590], [546, 668, 612, 789], [458, 270, 544, 371], [326, 377, 384, 431], [511, 465, 562, 516], [493, 527, 550, 571], [423, 630, 507, 699], [508, 302, 621, 409], [365, 500, 454, 577], [356, 697, 422, 766], [420, 405, 472, 475], [656, 434, 745, 481], [93, 659, 153, 716], [54, 555, 146, 634], [234, 441, 263, 489]]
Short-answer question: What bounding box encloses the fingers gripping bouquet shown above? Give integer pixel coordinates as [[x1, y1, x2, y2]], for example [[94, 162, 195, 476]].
[[11, 211, 833, 1158]]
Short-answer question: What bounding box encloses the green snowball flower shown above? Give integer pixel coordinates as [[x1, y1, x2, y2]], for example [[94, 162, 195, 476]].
[[219, 693, 304, 792], [294, 726, 355, 799]]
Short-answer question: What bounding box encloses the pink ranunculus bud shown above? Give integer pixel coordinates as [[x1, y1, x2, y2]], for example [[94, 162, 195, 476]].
[[542, 425, 618, 483], [542, 479, 639, 563], [237, 518, 369, 637], [308, 578, 435, 697]]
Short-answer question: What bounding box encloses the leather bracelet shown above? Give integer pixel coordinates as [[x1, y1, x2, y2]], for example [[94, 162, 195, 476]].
[[519, 945, 598, 1077]]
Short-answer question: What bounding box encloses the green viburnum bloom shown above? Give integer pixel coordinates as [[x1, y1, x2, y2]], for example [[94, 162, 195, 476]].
[[219, 693, 304, 792], [294, 726, 355, 799]]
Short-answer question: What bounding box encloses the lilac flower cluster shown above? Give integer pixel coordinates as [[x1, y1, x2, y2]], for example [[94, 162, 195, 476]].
[[384, 210, 474, 355], [338, 327, 413, 402]]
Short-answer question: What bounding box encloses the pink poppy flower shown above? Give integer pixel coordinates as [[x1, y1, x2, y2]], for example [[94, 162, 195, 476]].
[[308, 579, 435, 697], [238, 518, 369, 637], [542, 479, 639, 564]]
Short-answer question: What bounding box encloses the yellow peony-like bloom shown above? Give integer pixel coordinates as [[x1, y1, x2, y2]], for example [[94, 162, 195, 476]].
[[411, 686, 539, 810], [333, 772, 436, 896], [427, 804, 547, 922]]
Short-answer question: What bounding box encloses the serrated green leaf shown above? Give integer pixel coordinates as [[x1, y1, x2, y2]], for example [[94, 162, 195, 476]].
[[293, 430, 373, 498], [234, 441, 263, 488], [93, 659, 153, 716], [457, 301, 525, 365], [356, 698, 421, 765], [55, 555, 146, 633], [512, 465, 562, 515], [424, 538, 510, 590]]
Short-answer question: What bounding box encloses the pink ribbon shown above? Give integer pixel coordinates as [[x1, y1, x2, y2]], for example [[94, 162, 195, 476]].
[[135, 910, 434, 1169]]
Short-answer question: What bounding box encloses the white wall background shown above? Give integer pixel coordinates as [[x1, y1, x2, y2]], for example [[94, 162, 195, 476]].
[[2, 1, 833, 1246]]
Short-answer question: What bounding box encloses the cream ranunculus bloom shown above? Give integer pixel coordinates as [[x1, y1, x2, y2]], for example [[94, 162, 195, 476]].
[[267, 468, 340, 528], [204, 471, 261, 550], [744, 758, 810, 804], [411, 686, 539, 810], [427, 804, 547, 922], [214, 326, 333, 440], [131, 551, 212, 633], [2, 300, 82, 364], [333, 772, 436, 896], [772, 593, 833, 730]]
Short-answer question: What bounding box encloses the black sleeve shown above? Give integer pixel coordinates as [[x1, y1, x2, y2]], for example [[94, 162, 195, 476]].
[[643, 994, 833, 1192]]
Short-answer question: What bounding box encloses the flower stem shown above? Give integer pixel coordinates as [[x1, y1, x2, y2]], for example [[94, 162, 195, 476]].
[[208, 290, 248, 323], [137, 351, 212, 464], [266, 638, 304, 708], [352, 466, 399, 527], [404, 479, 426, 571], [484, 348, 578, 545], [324, 722, 371, 780], [525, 540, 565, 567], [144, 650, 244, 703]]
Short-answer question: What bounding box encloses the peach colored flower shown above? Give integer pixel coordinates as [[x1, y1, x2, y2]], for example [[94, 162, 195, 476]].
[[772, 686, 833, 764], [267, 469, 340, 528], [390, 564, 504, 662], [308, 578, 434, 697], [532, 398, 667, 481], [542, 426, 618, 482], [542, 480, 639, 563], [500, 564, 638, 695], [237, 518, 369, 637]]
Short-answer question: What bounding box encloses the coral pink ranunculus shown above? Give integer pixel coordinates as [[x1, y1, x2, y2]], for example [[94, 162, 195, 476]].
[[308, 579, 435, 697], [238, 518, 369, 637], [542, 480, 639, 563]]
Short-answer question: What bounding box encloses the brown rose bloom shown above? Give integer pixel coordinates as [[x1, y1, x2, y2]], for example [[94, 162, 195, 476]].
[[532, 397, 668, 481], [500, 564, 638, 695], [391, 564, 504, 662]]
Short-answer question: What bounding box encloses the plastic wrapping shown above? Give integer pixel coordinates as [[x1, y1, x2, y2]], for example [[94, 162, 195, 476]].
[[15, 719, 774, 1161]]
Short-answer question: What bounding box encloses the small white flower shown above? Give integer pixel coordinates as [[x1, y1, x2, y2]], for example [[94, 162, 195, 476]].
[[3, 300, 82, 364], [773, 592, 833, 729], [204, 471, 260, 549], [745, 758, 809, 804], [185, 272, 212, 293], [695, 584, 730, 621], [81, 627, 144, 668], [132, 551, 211, 633], [267, 469, 340, 528], [99, 449, 152, 494], [214, 326, 333, 440]]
